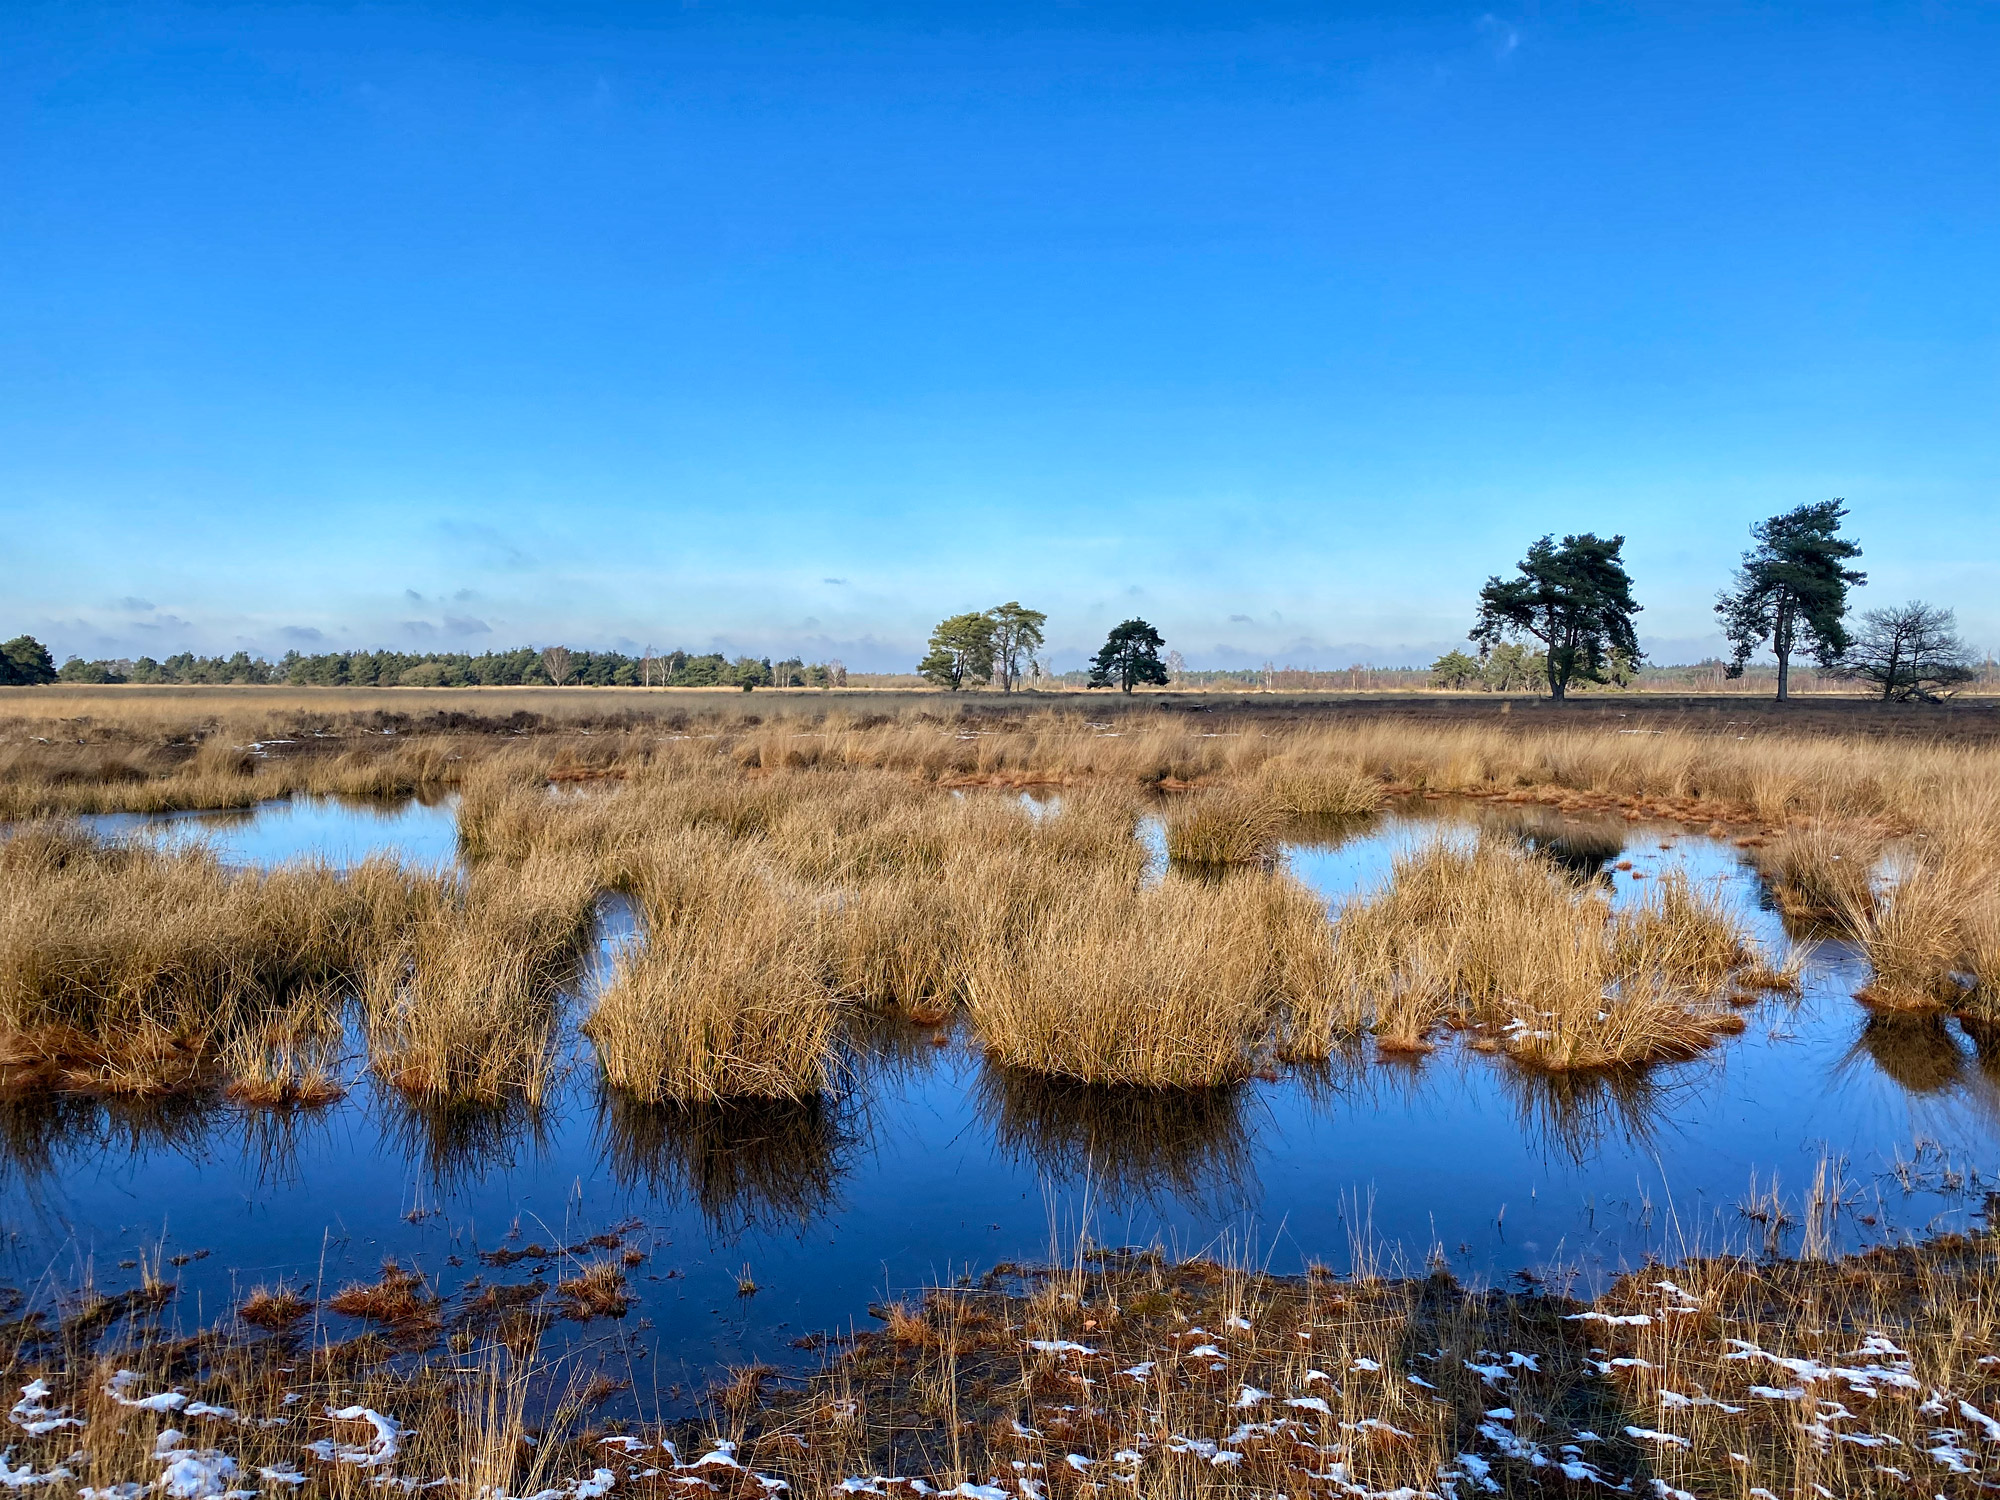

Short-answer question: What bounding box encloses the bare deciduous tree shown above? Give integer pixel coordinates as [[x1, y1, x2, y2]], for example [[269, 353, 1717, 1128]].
[[541, 645, 575, 687], [1844, 602, 1976, 701]]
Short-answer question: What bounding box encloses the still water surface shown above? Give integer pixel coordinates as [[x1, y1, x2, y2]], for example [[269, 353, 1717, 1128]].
[[7, 794, 1995, 1406]]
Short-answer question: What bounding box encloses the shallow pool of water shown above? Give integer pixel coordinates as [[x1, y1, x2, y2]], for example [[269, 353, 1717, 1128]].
[[75, 794, 463, 870], [5, 795, 1996, 1413]]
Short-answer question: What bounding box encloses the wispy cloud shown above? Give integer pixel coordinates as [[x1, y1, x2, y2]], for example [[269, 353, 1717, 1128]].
[[1478, 13, 1520, 60]]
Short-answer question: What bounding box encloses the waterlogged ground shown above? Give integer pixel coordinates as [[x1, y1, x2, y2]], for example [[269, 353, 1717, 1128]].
[[6, 793, 1999, 1411]]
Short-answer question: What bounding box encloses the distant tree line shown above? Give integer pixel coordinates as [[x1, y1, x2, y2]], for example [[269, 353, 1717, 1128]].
[[19, 645, 848, 690], [8, 506, 1987, 705]]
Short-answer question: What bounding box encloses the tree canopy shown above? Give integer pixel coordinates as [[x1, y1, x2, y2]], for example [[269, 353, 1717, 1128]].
[[0, 636, 58, 685], [1470, 534, 1642, 700], [1716, 500, 1865, 701], [1088, 619, 1170, 694], [918, 612, 998, 690], [1844, 602, 1976, 702], [987, 602, 1048, 693]]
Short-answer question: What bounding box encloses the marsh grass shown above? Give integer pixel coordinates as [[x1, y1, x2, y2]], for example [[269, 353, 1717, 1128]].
[[587, 837, 842, 1103], [222, 984, 349, 1106], [1843, 847, 1986, 1012], [554, 1261, 631, 1321], [1281, 839, 1767, 1069], [14, 694, 2000, 1104], [363, 853, 599, 1107], [965, 871, 1276, 1086], [0, 827, 444, 1095], [707, 1224, 2000, 1499], [1260, 756, 1385, 817], [1754, 821, 1883, 923], [10, 1175, 2000, 1499], [1162, 787, 1282, 867]]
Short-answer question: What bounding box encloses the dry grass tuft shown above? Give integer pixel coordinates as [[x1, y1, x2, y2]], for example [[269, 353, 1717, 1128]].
[[587, 836, 842, 1103], [1163, 788, 1282, 867], [1281, 839, 1767, 1069], [1260, 757, 1384, 817], [1753, 821, 1882, 923], [365, 852, 600, 1106], [965, 872, 1276, 1087], [237, 1284, 312, 1331], [0, 827, 443, 1094], [555, 1261, 631, 1321], [1843, 847, 1985, 1012], [328, 1258, 439, 1330]]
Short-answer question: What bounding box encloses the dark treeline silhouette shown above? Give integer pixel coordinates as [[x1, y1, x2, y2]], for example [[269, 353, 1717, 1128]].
[[33, 646, 848, 689]]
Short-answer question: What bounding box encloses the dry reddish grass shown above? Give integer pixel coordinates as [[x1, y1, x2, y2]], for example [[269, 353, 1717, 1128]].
[[327, 1258, 439, 1331], [237, 1283, 312, 1331], [554, 1261, 631, 1321]]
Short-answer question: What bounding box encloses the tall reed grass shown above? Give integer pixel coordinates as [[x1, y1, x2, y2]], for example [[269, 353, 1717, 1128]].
[[965, 871, 1278, 1086], [1281, 839, 1767, 1069], [586, 835, 842, 1102], [363, 852, 600, 1106]]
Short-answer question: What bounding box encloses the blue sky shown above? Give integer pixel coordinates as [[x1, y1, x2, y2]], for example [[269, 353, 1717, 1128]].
[[4, 1, 1996, 672]]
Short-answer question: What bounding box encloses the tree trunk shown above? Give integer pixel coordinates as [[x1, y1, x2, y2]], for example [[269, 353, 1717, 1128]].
[[1773, 597, 1793, 702]]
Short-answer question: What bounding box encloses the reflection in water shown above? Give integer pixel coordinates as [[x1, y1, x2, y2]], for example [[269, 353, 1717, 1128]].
[[598, 1092, 854, 1238], [0, 1090, 219, 1198], [1494, 1063, 1683, 1165], [236, 1102, 339, 1191], [382, 1094, 550, 1189], [1845, 1014, 1967, 1097], [1481, 807, 1628, 880], [977, 1068, 1255, 1213], [1283, 813, 1379, 850]]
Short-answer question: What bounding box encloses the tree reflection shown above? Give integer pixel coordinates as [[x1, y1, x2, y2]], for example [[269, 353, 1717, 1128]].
[[976, 1067, 1255, 1215], [596, 1090, 853, 1238]]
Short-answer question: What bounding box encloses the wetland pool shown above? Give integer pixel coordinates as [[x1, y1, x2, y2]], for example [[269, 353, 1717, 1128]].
[[6, 792, 1996, 1412]]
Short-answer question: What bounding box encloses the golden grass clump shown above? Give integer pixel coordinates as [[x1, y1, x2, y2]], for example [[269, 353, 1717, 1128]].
[[222, 984, 348, 1106], [1260, 756, 1384, 817], [1753, 820, 1882, 922], [965, 872, 1276, 1087], [364, 852, 600, 1107], [1843, 849, 1984, 1012], [327, 1257, 439, 1330], [0, 826, 443, 1094], [555, 1260, 632, 1320], [1163, 787, 1283, 867], [586, 836, 842, 1103], [1280, 838, 1764, 1069], [822, 870, 966, 1022], [237, 1284, 312, 1331]]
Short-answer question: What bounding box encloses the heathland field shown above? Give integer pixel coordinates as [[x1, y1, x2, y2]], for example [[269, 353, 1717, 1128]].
[[4, 686, 2000, 1497]]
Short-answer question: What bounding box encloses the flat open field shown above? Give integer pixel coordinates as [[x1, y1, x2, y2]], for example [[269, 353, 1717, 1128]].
[[9, 681, 2000, 742]]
